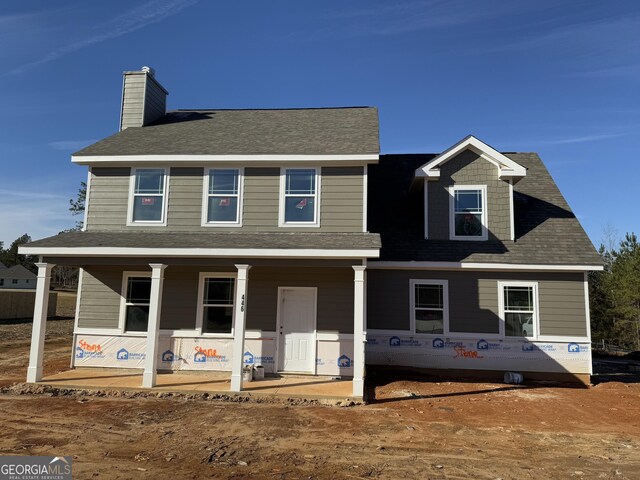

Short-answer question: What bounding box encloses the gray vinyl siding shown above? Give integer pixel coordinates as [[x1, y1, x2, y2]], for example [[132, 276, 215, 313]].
[[120, 74, 145, 130], [247, 266, 353, 333], [368, 270, 587, 337], [86, 166, 365, 232], [76, 265, 354, 333], [86, 167, 130, 231], [77, 267, 123, 329], [428, 150, 511, 241]]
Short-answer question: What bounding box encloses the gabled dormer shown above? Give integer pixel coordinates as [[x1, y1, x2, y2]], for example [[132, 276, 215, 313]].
[[415, 135, 526, 242]]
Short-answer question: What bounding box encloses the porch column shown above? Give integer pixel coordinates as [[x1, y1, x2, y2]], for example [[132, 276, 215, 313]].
[[26, 262, 55, 383], [230, 264, 251, 392], [352, 265, 366, 398], [142, 263, 167, 388]]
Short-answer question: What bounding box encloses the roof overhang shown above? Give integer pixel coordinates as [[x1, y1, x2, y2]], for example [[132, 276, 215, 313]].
[[368, 261, 603, 272], [19, 246, 380, 259], [414, 135, 527, 181], [71, 154, 380, 166]]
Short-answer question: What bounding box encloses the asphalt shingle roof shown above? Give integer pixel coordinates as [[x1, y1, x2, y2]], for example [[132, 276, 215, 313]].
[[25, 231, 381, 251], [368, 153, 602, 266], [0, 265, 36, 280], [74, 108, 379, 156]]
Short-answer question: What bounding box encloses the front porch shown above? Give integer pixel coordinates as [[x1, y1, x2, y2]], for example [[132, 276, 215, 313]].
[[39, 367, 355, 401]]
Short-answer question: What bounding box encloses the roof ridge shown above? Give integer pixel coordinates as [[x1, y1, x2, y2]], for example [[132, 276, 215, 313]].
[[168, 106, 376, 112]]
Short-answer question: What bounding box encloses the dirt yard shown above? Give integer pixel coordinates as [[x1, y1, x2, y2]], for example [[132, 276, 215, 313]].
[[0, 320, 639, 479]]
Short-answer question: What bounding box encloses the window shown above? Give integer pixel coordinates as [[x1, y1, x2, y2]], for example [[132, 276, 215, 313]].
[[450, 185, 487, 240], [410, 280, 449, 334], [198, 275, 236, 334], [280, 168, 319, 226], [499, 282, 538, 338], [122, 276, 152, 332], [204, 169, 242, 225], [12, 279, 18, 285], [129, 168, 167, 224], [0, 279, 4, 286]]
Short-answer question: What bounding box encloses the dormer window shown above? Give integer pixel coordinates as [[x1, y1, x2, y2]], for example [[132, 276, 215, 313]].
[[449, 185, 487, 240], [128, 168, 168, 225]]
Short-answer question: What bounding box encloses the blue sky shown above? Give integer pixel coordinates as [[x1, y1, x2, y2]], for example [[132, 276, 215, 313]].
[[0, 0, 638, 248]]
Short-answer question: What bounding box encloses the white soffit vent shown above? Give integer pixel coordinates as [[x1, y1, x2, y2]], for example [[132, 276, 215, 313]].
[[415, 135, 527, 180]]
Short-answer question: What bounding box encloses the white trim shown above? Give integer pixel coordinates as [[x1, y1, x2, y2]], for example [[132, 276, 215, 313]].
[[275, 286, 318, 374], [362, 164, 368, 233], [73, 268, 84, 334], [423, 178, 429, 239], [509, 178, 515, 241], [201, 168, 244, 227], [584, 271, 593, 375], [278, 167, 321, 228], [449, 185, 488, 241], [409, 279, 450, 335], [316, 332, 354, 341], [82, 168, 91, 232], [75, 327, 124, 336], [72, 154, 380, 165], [498, 280, 539, 340], [415, 135, 527, 180], [126, 167, 169, 227], [195, 272, 238, 337], [366, 328, 591, 344], [367, 261, 603, 271], [20, 246, 380, 258], [118, 271, 152, 333]]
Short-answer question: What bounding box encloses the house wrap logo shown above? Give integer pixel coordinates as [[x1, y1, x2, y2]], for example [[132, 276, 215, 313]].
[[244, 351, 274, 365], [244, 351, 254, 365], [337, 355, 351, 368], [389, 336, 423, 347], [568, 343, 588, 353], [75, 339, 105, 359], [193, 346, 229, 364], [0, 455, 72, 479], [116, 348, 145, 361]]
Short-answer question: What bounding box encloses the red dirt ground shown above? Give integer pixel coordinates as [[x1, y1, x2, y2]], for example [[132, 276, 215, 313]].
[[0, 320, 639, 479]]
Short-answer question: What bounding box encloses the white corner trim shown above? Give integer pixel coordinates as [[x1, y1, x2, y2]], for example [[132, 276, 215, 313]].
[[415, 135, 526, 180], [72, 154, 380, 164], [20, 246, 380, 258], [423, 178, 429, 239], [81, 168, 91, 232], [363, 164, 368, 233], [73, 268, 84, 332], [509, 178, 515, 241], [367, 261, 604, 272]]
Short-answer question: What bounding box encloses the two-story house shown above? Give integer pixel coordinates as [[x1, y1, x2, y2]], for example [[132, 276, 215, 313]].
[[21, 67, 602, 399]]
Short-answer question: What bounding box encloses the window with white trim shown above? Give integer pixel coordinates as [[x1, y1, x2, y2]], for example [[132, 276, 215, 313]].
[[281, 168, 318, 225], [130, 168, 167, 223], [500, 282, 538, 338], [199, 275, 236, 334], [450, 185, 487, 240], [123, 275, 152, 332], [410, 279, 449, 334], [205, 169, 241, 224]]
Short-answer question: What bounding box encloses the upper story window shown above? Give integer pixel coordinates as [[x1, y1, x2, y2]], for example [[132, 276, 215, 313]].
[[410, 279, 449, 335], [204, 169, 242, 226], [279, 168, 320, 227], [449, 185, 487, 240], [129, 168, 168, 225], [499, 282, 538, 339]]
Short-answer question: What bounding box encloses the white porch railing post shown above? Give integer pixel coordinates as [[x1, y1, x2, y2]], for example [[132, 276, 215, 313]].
[[142, 263, 167, 388], [230, 264, 251, 392], [27, 262, 55, 383], [352, 265, 367, 398]]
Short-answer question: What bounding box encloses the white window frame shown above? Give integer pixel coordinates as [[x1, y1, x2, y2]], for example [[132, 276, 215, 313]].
[[201, 168, 244, 227], [498, 281, 539, 340], [196, 272, 238, 338], [278, 167, 321, 227], [127, 167, 169, 226], [449, 184, 488, 241], [118, 271, 152, 335], [409, 279, 450, 335]]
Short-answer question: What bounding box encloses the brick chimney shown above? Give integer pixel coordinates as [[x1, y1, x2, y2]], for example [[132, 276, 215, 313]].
[[119, 66, 169, 130]]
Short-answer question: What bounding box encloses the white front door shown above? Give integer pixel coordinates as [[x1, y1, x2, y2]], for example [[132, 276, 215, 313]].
[[278, 288, 316, 373]]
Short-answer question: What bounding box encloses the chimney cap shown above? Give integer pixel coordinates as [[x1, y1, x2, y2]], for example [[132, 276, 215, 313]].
[[141, 66, 155, 76]]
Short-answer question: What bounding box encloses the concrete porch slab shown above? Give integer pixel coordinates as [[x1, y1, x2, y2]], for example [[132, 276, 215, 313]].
[[38, 368, 357, 401]]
